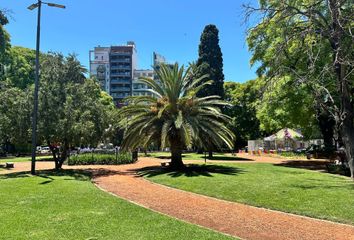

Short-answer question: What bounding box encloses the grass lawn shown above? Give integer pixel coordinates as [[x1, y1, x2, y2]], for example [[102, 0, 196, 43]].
[[142, 163, 354, 225], [142, 151, 249, 161], [0, 170, 235, 240], [0, 155, 52, 163]]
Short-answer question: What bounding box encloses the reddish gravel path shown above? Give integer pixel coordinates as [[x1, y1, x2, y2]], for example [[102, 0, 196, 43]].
[[1, 157, 354, 240]]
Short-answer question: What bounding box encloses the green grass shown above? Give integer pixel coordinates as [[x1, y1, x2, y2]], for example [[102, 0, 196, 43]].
[[142, 151, 249, 161], [0, 155, 52, 163], [0, 170, 235, 240], [142, 163, 354, 225]]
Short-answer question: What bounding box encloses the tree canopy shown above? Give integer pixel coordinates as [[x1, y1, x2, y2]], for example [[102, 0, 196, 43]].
[[4, 46, 36, 89], [246, 0, 354, 177], [196, 24, 225, 99], [0, 9, 11, 81], [37, 53, 116, 169], [224, 80, 263, 149]]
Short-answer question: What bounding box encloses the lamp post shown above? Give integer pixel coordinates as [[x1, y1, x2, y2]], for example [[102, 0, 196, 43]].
[[28, 1, 65, 175]]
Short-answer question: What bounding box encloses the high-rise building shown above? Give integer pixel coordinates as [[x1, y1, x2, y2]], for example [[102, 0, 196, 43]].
[[132, 69, 155, 97], [90, 45, 172, 105], [131, 52, 171, 97], [89, 42, 137, 106], [153, 52, 167, 66]]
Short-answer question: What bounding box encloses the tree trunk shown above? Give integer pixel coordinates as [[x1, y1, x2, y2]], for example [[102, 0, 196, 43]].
[[338, 65, 354, 178], [208, 150, 213, 158], [48, 141, 60, 170], [169, 135, 185, 169], [57, 141, 69, 170], [329, 0, 354, 178], [317, 109, 335, 150]]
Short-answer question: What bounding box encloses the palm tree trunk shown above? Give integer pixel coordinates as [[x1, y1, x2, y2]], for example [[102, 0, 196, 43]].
[[169, 136, 185, 169]]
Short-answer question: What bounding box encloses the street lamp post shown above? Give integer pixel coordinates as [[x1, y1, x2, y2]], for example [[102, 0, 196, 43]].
[[28, 1, 65, 175]]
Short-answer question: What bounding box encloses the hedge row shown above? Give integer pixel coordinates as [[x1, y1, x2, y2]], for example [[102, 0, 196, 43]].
[[68, 152, 135, 165]]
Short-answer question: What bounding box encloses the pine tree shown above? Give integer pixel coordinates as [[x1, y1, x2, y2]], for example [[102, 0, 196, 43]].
[[196, 24, 225, 99]]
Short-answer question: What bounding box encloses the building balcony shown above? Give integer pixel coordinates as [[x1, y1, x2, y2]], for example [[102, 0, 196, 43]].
[[111, 79, 131, 84], [111, 87, 131, 92], [110, 65, 131, 70], [110, 72, 131, 77], [111, 92, 131, 98], [110, 58, 131, 63], [110, 52, 131, 56]]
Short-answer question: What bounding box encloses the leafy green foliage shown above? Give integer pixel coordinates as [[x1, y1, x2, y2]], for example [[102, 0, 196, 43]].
[[255, 76, 320, 139], [196, 24, 225, 99], [224, 80, 263, 148], [246, 0, 354, 177], [119, 63, 234, 168], [0, 9, 11, 81], [68, 152, 133, 165], [37, 53, 116, 168], [4, 46, 36, 89], [0, 87, 32, 150]]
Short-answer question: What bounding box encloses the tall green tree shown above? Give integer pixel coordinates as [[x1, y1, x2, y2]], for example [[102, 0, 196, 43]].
[[196, 24, 225, 99], [38, 53, 114, 169], [255, 76, 320, 139], [0, 9, 11, 81], [5, 46, 36, 89], [0, 87, 32, 153], [119, 64, 234, 169], [224, 80, 263, 150], [246, 0, 354, 178]]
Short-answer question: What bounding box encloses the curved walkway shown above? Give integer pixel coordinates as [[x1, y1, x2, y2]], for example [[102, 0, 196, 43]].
[[1, 158, 354, 240]]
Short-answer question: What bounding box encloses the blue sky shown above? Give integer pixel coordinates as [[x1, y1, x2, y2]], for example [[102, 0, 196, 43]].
[[3, 0, 259, 82]]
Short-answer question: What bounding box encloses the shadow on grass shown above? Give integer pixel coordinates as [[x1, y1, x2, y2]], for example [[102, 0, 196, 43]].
[[0, 169, 91, 184], [155, 155, 187, 160], [208, 156, 253, 161], [289, 181, 354, 191], [138, 164, 245, 178], [273, 160, 329, 171], [154, 155, 253, 162]]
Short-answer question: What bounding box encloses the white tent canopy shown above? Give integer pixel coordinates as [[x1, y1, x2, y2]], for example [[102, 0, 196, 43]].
[[264, 128, 303, 141]]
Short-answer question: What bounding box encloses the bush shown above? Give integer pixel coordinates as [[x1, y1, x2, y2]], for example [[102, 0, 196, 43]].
[[68, 152, 135, 165], [279, 152, 306, 158]]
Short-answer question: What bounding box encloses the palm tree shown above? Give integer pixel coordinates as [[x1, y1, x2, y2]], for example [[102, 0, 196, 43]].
[[119, 63, 234, 169]]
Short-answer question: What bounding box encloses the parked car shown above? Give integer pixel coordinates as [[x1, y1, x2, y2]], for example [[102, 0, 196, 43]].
[[294, 148, 307, 154], [40, 146, 51, 155], [79, 147, 92, 153]]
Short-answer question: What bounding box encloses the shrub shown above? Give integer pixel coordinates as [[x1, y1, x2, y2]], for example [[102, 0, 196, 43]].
[[279, 152, 306, 158], [68, 152, 135, 165]]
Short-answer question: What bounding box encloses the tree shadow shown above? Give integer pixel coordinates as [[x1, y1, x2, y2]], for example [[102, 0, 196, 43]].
[[154, 155, 187, 159], [289, 179, 354, 191], [208, 156, 254, 161], [138, 164, 245, 178], [0, 169, 91, 184], [273, 160, 329, 171], [153, 154, 254, 162], [89, 168, 124, 178]]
